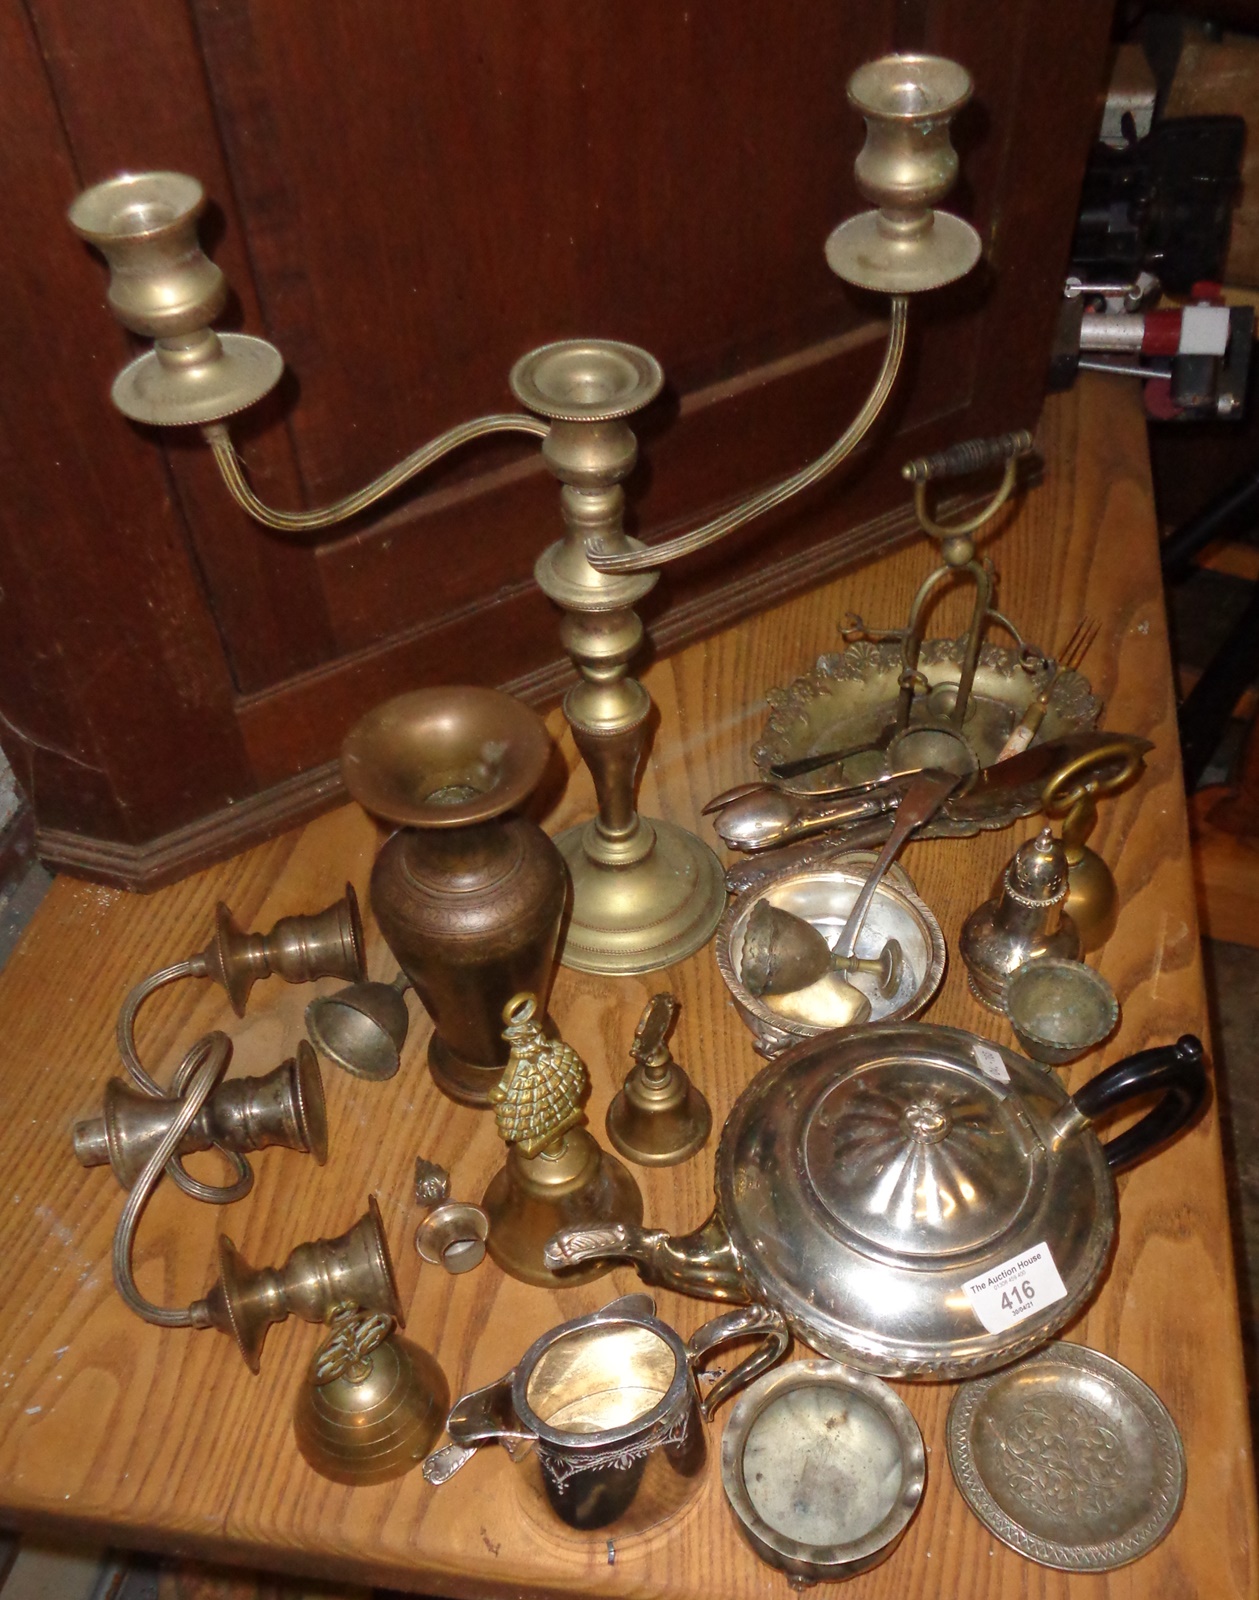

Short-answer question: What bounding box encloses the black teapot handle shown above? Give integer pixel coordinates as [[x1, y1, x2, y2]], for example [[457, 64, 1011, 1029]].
[[1070, 1034, 1208, 1173]]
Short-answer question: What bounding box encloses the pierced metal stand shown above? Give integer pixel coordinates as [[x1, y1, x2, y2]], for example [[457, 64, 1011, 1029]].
[[842, 430, 1041, 776]]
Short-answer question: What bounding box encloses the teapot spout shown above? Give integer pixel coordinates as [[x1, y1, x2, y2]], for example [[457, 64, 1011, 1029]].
[[544, 1210, 748, 1302]]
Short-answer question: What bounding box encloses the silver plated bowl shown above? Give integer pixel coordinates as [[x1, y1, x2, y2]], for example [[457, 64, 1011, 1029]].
[[720, 1359, 925, 1584], [716, 852, 945, 1057]]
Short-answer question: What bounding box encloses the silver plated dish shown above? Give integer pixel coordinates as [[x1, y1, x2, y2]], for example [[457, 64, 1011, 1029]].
[[752, 636, 1100, 838], [720, 1359, 925, 1584], [716, 853, 945, 1057], [946, 1341, 1186, 1571]]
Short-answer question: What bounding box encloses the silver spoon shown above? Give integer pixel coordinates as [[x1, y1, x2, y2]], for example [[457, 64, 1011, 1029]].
[[792, 768, 961, 1028]]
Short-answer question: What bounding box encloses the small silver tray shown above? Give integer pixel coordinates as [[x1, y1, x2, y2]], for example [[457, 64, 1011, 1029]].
[[946, 1341, 1185, 1572]]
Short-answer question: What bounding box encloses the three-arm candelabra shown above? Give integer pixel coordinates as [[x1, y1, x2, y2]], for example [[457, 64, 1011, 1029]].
[[68, 54, 979, 976]]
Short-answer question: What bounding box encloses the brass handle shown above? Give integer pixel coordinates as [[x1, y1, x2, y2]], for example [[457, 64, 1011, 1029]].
[[1041, 735, 1151, 852], [901, 429, 1034, 483], [687, 1303, 790, 1421], [1041, 736, 1149, 812]]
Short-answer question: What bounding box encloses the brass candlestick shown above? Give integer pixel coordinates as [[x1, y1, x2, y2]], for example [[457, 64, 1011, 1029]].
[[74, 1037, 327, 1193], [508, 341, 726, 972], [69, 55, 981, 974], [482, 994, 642, 1287]]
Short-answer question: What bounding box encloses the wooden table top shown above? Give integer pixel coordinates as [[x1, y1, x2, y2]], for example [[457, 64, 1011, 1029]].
[[0, 377, 1253, 1600]]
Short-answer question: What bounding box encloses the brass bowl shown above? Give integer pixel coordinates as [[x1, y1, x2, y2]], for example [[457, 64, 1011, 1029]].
[[716, 853, 945, 1058], [752, 637, 1100, 834]]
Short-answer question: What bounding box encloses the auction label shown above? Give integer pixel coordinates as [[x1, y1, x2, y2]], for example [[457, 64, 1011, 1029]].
[[972, 1042, 1010, 1084], [962, 1241, 1067, 1334]]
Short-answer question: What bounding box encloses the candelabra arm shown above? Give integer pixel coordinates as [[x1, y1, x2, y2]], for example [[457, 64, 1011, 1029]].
[[585, 298, 909, 574], [203, 412, 551, 535]]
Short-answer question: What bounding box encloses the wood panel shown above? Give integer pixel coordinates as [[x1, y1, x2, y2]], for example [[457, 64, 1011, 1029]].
[[0, 380, 1253, 1600]]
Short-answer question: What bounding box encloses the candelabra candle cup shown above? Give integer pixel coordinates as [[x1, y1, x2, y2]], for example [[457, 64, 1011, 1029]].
[[192, 1196, 402, 1373], [340, 687, 568, 1108], [67, 171, 283, 425], [825, 54, 982, 294], [73, 1038, 327, 1188]]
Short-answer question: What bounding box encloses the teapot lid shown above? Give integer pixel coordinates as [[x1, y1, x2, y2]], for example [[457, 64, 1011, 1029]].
[[801, 1053, 1045, 1262]]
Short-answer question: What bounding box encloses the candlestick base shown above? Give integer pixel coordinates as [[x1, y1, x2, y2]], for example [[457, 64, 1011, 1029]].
[[557, 817, 726, 975]]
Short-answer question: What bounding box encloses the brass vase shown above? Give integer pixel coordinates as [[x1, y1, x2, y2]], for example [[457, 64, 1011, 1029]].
[[341, 686, 568, 1108]]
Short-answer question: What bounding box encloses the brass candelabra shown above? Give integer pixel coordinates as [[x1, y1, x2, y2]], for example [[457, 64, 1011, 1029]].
[[68, 54, 981, 977]]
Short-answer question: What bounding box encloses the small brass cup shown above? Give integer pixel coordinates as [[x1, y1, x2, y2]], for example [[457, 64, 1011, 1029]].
[[1005, 957, 1120, 1068]]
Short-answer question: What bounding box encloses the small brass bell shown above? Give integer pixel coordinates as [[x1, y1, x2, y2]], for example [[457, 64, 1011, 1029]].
[[306, 972, 411, 1081], [190, 1196, 403, 1372], [606, 995, 711, 1167], [959, 826, 1081, 1012], [481, 994, 643, 1287], [118, 885, 366, 1096], [294, 1305, 448, 1486], [74, 1039, 327, 1189], [1042, 737, 1150, 953]]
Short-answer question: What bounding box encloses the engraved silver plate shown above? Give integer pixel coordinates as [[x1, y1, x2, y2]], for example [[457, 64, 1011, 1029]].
[[946, 1341, 1185, 1571]]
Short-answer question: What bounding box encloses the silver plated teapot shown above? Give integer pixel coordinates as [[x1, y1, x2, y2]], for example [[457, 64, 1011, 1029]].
[[546, 1026, 1206, 1380]]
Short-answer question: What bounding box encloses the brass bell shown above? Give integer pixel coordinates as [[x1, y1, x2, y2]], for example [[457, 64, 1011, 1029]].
[[294, 1305, 448, 1486], [1042, 738, 1149, 953], [606, 995, 711, 1167], [481, 994, 643, 1287], [74, 1039, 327, 1189], [191, 1196, 402, 1372], [306, 972, 411, 1081], [118, 885, 366, 1096]]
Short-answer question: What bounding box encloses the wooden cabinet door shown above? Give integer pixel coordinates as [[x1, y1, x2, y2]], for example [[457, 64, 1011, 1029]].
[[0, 0, 1113, 886]]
